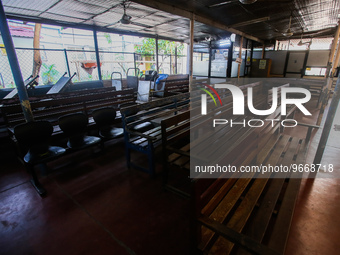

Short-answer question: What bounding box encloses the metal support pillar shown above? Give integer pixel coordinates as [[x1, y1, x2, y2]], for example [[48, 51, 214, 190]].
[[0, 0, 33, 122], [189, 13, 194, 88], [208, 41, 212, 78], [156, 36, 159, 73], [249, 40, 254, 77], [175, 46, 178, 74], [227, 42, 233, 78], [312, 77, 340, 177], [64, 49, 71, 76], [133, 53, 137, 73], [237, 36, 243, 78], [93, 30, 102, 80]]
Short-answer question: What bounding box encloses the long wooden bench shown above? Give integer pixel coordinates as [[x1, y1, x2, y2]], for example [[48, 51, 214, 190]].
[[0, 85, 120, 106], [161, 81, 271, 193], [124, 81, 264, 178], [120, 92, 192, 176], [160, 82, 318, 254], [1, 88, 135, 133], [152, 74, 189, 97]]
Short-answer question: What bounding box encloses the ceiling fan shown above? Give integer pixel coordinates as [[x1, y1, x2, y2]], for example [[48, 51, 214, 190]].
[[297, 30, 312, 46], [282, 16, 293, 37], [108, 1, 152, 29], [120, 0, 132, 24], [208, 0, 290, 8]]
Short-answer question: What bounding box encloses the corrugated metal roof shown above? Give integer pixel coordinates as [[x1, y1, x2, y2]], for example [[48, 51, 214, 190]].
[[2, 0, 340, 42]]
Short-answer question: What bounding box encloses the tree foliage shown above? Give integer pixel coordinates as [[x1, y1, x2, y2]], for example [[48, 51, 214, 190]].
[[134, 38, 184, 56]]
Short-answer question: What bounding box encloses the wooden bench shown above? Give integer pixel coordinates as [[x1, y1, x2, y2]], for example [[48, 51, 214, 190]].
[[152, 74, 189, 97], [0, 86, 121, 106], [160, 82, 269, 197], [0, 88, 135, 136], [191, 116, 317, 254], [160, 81, 318, 254], [120, 92, 192, 176], [267, 78, 324, 107]]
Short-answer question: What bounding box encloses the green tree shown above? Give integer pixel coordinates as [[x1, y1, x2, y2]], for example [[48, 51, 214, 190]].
[[134, 38, 184, 55], [134, 38, 185, 73]]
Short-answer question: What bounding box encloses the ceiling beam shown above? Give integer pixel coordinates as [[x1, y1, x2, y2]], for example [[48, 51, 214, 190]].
[[131, 0, 264, 43], [230, 17, 270, 28]]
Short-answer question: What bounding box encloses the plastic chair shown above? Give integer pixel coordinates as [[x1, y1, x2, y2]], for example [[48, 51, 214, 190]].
[[153, 74, 168, 97], [14, 121, 66, 195], [92, 107, 124, 139], [58, 113, 101, 150]]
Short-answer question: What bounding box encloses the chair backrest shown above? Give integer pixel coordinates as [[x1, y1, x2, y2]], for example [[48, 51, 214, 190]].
[[14, 121, 53, 154], [59, 112, 88, 135], [92, 107, 117, 127], [126, 68, 140, 92], [120, 102, 139, 116], [59, 112, 89, 147]]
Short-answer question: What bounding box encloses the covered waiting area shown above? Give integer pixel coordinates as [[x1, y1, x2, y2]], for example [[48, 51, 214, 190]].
[[1, 0, 340, 173]]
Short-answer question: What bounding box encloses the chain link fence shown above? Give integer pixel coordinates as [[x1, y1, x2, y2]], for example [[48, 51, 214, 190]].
[[100, 51, 135, 79], [0, 47, 187, 89]]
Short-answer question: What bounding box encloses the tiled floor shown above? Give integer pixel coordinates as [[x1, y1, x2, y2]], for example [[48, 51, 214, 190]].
[[1, 97, 340, 255], [0, 140, 190, 255]]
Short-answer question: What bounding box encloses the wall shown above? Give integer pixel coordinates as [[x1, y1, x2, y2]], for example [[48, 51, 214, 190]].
[[262, 50, 331, 78]]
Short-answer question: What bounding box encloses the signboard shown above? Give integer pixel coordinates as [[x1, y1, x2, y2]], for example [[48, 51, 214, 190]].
[[259, 59, 267, 69], [236, 58, 242, 64]]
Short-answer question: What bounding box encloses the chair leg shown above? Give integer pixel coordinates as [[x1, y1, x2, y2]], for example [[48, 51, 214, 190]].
[[26, 164, 46, 196], [125, 147, 131, 169], [148, 146, 156, 178], [100, 139, 105, 152]]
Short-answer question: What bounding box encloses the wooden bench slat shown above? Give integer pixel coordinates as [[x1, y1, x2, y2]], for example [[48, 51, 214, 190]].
[[242, 137, 301, 247], [200, 175, 255, 251], [268, 172, 303, 253], [209, 178, 270, 255], [198, 215, 281, 255]]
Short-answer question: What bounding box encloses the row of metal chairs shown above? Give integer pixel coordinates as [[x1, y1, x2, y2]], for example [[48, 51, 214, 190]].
[[13, 107, 124, 196]]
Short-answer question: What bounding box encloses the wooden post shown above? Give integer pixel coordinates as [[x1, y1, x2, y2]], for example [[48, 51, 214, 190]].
[[331, 43, 340, 76], [261, 43, 265, 59], [328, 22, 340, 66], [189, 13, 195, 90], [237, 36, 244, 78], [32, 23, 42, 83]]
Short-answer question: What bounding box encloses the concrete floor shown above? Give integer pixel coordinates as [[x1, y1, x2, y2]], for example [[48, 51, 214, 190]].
[[0, 97, 340, 255]]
